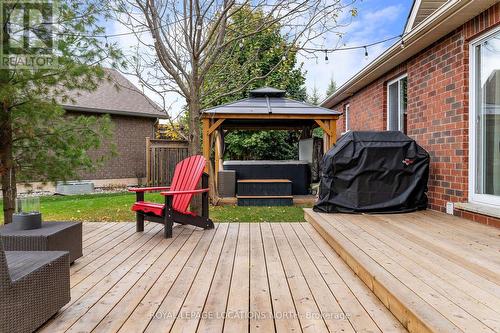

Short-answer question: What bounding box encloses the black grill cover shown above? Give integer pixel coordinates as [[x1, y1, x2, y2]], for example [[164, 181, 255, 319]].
[[314, 131, 429, 213]]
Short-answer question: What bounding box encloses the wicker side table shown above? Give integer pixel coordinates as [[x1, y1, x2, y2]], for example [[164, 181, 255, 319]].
[[0, 221, 82, 263]]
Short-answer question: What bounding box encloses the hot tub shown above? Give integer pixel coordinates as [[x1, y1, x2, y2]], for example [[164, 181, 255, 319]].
[[223, 160, 311, 195]]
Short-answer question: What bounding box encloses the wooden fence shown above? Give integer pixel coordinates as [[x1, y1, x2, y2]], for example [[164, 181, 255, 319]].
[[146, 138, 189, 186]]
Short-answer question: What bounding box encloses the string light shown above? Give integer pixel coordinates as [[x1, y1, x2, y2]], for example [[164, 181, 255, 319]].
[[52, 16, 188, 38], [49, 20, 406, 62], [302, 34, 404, 54]]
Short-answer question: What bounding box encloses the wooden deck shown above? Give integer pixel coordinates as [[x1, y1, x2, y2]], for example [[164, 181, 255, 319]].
[[305, 209, 500, 333], [38, 222, 405, 333]]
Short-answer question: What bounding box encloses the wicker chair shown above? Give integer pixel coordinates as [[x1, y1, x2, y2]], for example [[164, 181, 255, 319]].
[[0, 237, 70, 333]]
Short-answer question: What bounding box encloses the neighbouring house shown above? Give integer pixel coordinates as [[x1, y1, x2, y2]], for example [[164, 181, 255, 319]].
[[322, 0, 500, 227], [60, 68, 167, 187]]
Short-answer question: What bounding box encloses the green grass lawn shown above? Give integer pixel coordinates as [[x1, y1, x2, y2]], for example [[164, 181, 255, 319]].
[[0, 192, 310, 223]]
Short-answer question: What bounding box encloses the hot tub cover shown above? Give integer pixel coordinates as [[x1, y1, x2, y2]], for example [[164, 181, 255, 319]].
[[223, 160, 310, 195], [314, 131, 429, 213]]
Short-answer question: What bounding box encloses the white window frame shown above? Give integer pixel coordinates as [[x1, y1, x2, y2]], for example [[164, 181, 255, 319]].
[[386, 74, 408, 132], [468, 26, 500, 207], [344, 104, 350, 131]]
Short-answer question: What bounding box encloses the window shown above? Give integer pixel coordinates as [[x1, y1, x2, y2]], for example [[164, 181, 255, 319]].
[[387, 75, 407, 133], [344, 104, 350, 131], [469, 27, 500, 206]]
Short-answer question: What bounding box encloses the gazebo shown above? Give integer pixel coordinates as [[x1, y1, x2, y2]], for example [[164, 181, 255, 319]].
[[201, 87, 341, 194]]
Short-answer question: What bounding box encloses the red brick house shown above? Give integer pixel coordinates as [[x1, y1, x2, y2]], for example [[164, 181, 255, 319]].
[[62, 69, 167, 187], [322, 0, 500, 227]]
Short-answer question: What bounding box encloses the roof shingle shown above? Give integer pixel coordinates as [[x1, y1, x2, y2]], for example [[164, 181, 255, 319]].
[[62, 68, 167, 119]]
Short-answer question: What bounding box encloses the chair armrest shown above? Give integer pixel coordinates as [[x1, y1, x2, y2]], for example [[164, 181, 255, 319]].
[[160, 188, 209, 196], [128, 186, 170, 192]]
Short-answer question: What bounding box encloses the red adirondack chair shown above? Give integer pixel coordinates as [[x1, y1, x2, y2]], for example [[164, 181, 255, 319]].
[[129, 155, 214, 238]]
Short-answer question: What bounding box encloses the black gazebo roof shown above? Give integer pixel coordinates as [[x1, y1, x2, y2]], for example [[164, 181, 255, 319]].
[[201, 87, 341, 174], [202, 87, 340, 116]]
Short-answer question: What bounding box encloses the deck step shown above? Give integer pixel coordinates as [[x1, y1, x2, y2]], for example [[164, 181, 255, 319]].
[[237, 179, 292, 197], [237, 195, 293, 206], [304, 208, 465, 333]]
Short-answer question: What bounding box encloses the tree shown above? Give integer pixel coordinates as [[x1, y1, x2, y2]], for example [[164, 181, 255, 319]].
[[308, 86, 324, 138], [113, 0, 356, 155], [224, 131, 298, 160], [202, 7, 306, 161], [156, 122, 186, 140], [202, 7, 306, 107], [308, 85, 322, 105], [326, 76, 337, 97], [0, 0, 123, 223]]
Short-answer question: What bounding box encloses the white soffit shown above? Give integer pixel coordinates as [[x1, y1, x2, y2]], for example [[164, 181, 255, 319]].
[[405, 0, 449, 33]]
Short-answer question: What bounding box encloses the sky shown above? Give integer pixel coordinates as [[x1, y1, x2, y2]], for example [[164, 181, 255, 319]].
[[107, 0, 413, 114], [303, 0, 413, 101]]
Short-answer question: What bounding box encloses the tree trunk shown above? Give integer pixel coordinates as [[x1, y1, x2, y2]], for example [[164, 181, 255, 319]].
[[188, 97, 202, 156], [0, 108, 16, 224], [187, 87, 203, 213]]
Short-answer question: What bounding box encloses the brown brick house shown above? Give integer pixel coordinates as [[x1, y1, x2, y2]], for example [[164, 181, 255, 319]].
[[322, 1, 500, 227], [61, 69, 167, 187]]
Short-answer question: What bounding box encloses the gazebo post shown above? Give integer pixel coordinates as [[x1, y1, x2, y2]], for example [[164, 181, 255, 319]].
[[329, 119, 337, 147], [202, 117, 225, 192], [202, 118, 211, 172], [214, 129, 223, 185], [316, 118, 339, 151], [315, 118, 337, 152], [323, 128, 330, 152]]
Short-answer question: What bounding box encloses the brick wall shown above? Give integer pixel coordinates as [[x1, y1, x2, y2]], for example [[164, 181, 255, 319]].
[[71, 113, 155, 181], [331, 4, 500, 223], [453, 209, 500, 228], [335, 63, 406, 137], [405, 30, 469, 211]]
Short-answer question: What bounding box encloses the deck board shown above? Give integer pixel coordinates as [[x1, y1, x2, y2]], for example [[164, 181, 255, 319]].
[[304, 208, 500, 333], [197, 224, 239, 333], [38, 222, 404, 333], [376, 214, 500, 280], [291, 223, 393, 333], [141, 224, 226, 333], [333, 215, 494, 332], [68, 227, 195, 333], [270, 223, 330, 333], [300, 223, 406, 333], [261, 223, 302, 333], [249, 223, 275, 333], [223, 223, 250, 333], [39, 224, 165, 333], [169, 223, 232, 333], [280, 223, 356, 333]]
